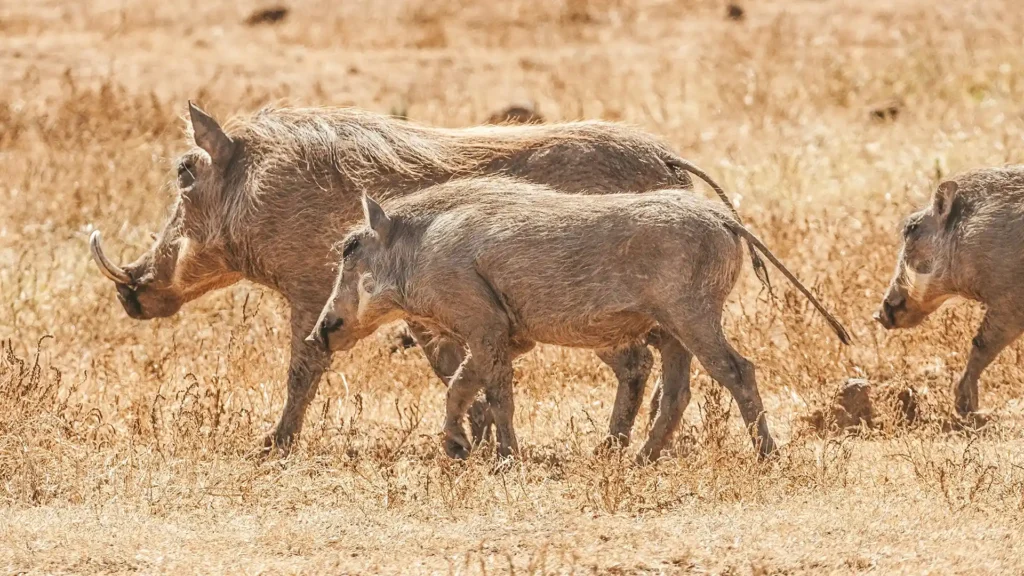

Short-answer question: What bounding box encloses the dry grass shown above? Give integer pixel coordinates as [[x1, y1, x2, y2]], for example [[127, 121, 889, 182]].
[[3, 0, 1024, 573]]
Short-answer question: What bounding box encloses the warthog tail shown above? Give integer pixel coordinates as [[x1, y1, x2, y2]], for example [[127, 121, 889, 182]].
[[665, 158, 771, 294], [727, 223, 852, 345]]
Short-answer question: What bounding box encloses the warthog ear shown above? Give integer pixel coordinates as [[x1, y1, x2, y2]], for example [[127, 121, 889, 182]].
[[188, 101, 236, 170], [933, 180, 959, 225], [362, 194, 393, 242]]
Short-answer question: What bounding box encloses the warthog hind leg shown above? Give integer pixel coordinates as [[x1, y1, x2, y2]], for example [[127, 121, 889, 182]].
[[596, 345, 653, 449], [638, 335, 693, 463], [482, 354, 518, 459], [441, 352, 485, 460], [660, 312, 776, 458]]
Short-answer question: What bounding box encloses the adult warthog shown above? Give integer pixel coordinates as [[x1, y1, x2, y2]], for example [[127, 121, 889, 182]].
[[91, 102, 767, 452], [310, 177, 851, 461], [875, 166, 1024, 418]]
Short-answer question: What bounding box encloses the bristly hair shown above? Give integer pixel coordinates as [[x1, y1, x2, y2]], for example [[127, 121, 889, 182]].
[[182, 105, 664, 244], [230, 106, 619, 189]]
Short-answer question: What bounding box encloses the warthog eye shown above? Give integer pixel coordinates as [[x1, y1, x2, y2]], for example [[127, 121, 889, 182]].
[[903, 221, 919, 237], [177, 160, 196, 189], [342, 238, 359, 258]]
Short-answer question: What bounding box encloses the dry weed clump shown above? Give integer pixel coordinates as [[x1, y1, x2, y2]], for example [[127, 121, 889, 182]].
[[3, 0, 1024, 573], [896, 435, 1024, 514], [0, 338, 76, 506]]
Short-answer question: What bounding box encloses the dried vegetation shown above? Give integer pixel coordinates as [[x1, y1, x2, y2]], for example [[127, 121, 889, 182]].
[[2, 0, 1024, 573]]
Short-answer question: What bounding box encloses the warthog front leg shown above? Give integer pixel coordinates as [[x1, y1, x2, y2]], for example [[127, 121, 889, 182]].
[[442, 356, 485, 460], [438, 321, 519, 460], [405, 321, 493, 446], [265, 315, 332, 454], [407, 320, 543, 450], [955, 308, 1024, 417], [638, 336, 693, 463], [482, 355, 518, 459]]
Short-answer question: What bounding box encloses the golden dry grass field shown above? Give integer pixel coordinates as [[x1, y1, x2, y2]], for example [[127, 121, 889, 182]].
[[3, 0, 1024, 573]]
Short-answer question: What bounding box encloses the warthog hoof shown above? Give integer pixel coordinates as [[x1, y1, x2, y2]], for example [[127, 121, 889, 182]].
[[443, 435, 472, 460], [954, 397, 979, 421], [491, 454, 517, 473], [951, 410, 993, 431], [258, 432, 294, 459], [756, 436, 779, 460], [467, 400, 494, 447], [594, 434, 630, 455], [635, 441, 663, 466]]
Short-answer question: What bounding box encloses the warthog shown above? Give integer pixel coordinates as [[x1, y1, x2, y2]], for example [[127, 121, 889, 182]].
[[311, 177, 851, 461], [90, 102, 769, 452], [875, 166, 1024, 417]]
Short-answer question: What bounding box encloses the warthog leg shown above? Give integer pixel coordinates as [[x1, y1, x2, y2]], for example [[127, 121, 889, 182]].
[[637, 336, 693, 463], [482, 355, 518, 459], [405, 321, 494, 446], [264, 313, 332, 453], [955, 308, 1024, 417], [410, 320, 656, 450], [661, 313, 776, 458], [466, 397, 495, 447], [441, 330, 520, 460], [596, 345, 654, 449], [647, 378, 663, 434], [442, 355, 483, 460], [642, 328, 683, 435]]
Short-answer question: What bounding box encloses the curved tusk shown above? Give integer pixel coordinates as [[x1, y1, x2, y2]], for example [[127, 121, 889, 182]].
[[89, 230, 132, 284]]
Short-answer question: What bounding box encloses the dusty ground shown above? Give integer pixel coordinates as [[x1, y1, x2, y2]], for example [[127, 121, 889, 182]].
[[3, 0, 1024, 573]]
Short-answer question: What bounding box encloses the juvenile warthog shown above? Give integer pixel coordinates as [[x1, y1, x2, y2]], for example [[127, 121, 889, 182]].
[[90, 102, 766, 452], [875, 166, 1024, 417], [311, 177, 850, 461]]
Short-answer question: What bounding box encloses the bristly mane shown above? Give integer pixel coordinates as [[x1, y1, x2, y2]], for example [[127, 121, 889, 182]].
[[228, 106, 624, 188], [205, 106, 666, 243]]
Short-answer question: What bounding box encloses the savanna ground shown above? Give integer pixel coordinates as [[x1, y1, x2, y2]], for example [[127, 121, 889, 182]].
[[3, 0, 1024, 573]]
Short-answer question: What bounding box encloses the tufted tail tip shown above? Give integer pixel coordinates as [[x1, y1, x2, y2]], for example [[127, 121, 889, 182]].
[[828, 316, 853, 346], [749, 245, 773, 298]]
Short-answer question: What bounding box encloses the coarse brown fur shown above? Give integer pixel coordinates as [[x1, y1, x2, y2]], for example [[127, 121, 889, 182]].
[[876, 165, 1024, 417], [314, 177, 850, 461], [90, 103, 756, 451]]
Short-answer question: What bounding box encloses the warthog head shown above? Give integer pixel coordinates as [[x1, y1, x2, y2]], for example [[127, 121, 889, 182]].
[[90, 102, 243, 319], [308, 195, 403, 351], [875, 180, 960, 329]]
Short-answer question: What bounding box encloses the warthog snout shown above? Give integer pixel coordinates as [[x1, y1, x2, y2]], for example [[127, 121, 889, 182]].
[[874, 292, 906, 330], [92, 232, 151, 319], [89, 230, 197, 320], [320, 315, 344, 346], [308, 314, 344, 351], [116, 283, 145, 319]]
